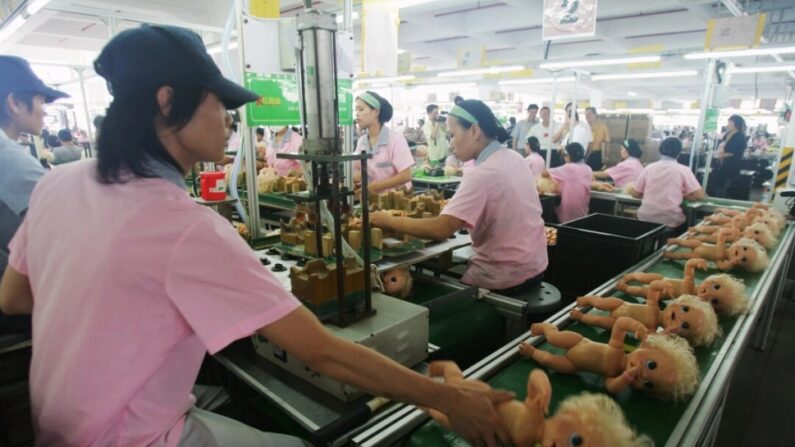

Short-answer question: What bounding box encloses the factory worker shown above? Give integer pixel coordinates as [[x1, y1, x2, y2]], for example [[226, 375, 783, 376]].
[[0, 25, 513, 447], [354, 91, 415, 192], [542, 142, 592, 223], [266, 125, 303, 176], [592, 138, 643, 188], [629, 137, 705, 233], [371, 100, 548, 297]]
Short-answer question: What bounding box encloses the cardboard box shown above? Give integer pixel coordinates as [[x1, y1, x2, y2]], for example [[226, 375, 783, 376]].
[[604, 115, 628, 142], [604, 142, 624, 167], [627, 115, 652, 141]]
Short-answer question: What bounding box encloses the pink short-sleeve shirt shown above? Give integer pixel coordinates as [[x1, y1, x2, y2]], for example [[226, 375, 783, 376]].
[[442, 142, 547, 290], [8, 160, 300, 447], [267, 128, 303, 176], [605, 157, 643, 187], [525, 152, 545, 178], [355, 127, 415, 190], [634, 157, 702, 228], [549, 162, 593, 223]]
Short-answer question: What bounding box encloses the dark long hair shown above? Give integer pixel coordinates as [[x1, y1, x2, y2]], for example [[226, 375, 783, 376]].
[[455, 99, 511, 143], [728, 115, 746, 134], [96, 85, 207, 184]]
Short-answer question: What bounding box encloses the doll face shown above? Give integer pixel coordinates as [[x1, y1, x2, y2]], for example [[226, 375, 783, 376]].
[[729, 244, 757, 269], [661, 302, 706, 343], [542, 412, 603, 447], [381, 269, 410, 297], [626, 348, 677, 396], [744, 226, 771, 247], [697, 277, 734, 313]]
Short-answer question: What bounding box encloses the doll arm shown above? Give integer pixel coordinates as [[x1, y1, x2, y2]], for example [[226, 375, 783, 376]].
[[682, 258, 708, 294], [609, 316, 648, 349], [604, 365, 639, 395], [715, 257, 738, 271], [525, 369, 552, 415], [646, 280, 674, 305], [713, 208, 741, 217]]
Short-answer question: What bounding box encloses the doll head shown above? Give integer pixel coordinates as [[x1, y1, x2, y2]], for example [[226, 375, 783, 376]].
[[627, 334, 699, 401], [754, 214, 782, 237], [696, 274, 749, 316], [743, 222, 776, 250], [761, 209, 786, 233], [537, 176, 557, 194], [728, 238, 770, 272], [381, 267, 413, 298], [543, 393, 652, 447], [622, 181, 635, 195], [660, 295, 721, 347]]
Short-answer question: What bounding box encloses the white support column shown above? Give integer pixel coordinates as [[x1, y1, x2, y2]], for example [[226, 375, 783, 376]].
[[76, 68, 94, 157]]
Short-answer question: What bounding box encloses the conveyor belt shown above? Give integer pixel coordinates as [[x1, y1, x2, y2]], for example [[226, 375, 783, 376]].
[[351, 221, 794, 447]]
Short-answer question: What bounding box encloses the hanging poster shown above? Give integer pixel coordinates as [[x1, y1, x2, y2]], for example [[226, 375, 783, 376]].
[[542, 0, 598, 41], [705, 14, 766, 51], [362, 2, 399, 76]]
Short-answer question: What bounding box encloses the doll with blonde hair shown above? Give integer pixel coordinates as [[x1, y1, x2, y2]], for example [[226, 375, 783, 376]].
[[696, 273, 750, 316], [665, 230, 769, 272], [520, 317, 699, 401], [425, 361, 652, 447]]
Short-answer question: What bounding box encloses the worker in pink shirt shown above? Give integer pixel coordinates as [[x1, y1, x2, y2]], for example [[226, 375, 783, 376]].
[[630, 137, 705, 233], [354, 91, 415, 192], [543, 142, 593, 223], [592, 138, 643, 188], [371, 100, 548, 297], [524, 136, 545, 178], [0, 25, 513, 447], [266, 125, 303, 176]]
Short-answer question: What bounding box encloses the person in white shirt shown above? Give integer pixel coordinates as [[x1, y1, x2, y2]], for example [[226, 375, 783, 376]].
[[553, 102, 591, 152], [422, 104, 450, 165]]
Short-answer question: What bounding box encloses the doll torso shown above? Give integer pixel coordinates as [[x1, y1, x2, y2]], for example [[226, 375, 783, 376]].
[[496, 400, 545, 447], [567, 339, 625, 377], [694, 244, 721, 260], [611, 303, 660, 329]]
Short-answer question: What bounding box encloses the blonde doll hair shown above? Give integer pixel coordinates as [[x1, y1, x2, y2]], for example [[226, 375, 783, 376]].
[[674, 295, 721, 347], [730, 238, 770, 272], [703, 274, 749, 316], [641, 334, 699, 401], [556, 393, 653, 447], [744, 222, 776, 250]]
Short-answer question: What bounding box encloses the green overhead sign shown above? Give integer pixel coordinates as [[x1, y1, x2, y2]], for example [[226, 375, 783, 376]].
[[244, 72, 353, 127]]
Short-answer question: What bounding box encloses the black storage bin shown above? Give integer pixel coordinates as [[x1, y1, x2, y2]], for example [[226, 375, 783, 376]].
[[546, 213, 665, 298]]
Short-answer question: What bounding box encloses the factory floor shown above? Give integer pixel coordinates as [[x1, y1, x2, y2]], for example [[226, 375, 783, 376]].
[[715, 281, 795, 447]]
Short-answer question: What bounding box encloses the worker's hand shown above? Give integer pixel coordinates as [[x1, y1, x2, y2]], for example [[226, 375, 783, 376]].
[[370, 211, 392, 228], [443, 382, 514, 447]]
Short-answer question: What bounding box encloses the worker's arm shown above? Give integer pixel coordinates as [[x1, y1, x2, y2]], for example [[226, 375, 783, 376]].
[[592, 170, 610, 179], [605, 366, 637, 395], [551, 122, 568, 144], [684, 188, 705, 201], [628, 185, 643, 199], [371, 213, 464, 241], [0, 267, 33, 315], [368, 168, 412, 194], [259, 307, 513, 446]]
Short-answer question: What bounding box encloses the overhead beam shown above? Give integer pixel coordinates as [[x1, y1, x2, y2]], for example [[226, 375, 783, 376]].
[[44, 4, 225, 34]]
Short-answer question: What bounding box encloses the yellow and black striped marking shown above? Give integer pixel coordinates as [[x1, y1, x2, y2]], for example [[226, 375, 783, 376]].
[[776, 146, 793, 190]]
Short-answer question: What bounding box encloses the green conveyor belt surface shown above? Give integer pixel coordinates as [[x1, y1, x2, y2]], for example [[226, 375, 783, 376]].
[[405, 228, 788, 446], [408, 279, 504, 369]]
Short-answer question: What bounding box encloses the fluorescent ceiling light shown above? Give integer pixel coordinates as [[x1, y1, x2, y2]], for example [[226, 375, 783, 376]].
[[685, 46, 795, 60], [335, 12, 360, 23], [207, 42, 239, 55], [591, 70, 699, 81], [385, 0, 441, 8], [0, 16, 27, 45], [540, 55, 661, 70], [498, 76, 575, 85], [729, 64, 795, 74], [627, 92, 637, 96], [438, 65, 524, 78], [616, 108, 655, 114], [26, 0, 51, 15], [355, 75, 415, 83]]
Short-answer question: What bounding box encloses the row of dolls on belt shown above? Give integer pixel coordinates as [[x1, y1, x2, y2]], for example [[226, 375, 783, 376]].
[[421, 204, 785, 447]]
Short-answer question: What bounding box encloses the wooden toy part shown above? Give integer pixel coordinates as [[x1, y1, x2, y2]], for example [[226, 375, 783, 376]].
[[289, 258, 365, 307], [348, 230, 362, 252]]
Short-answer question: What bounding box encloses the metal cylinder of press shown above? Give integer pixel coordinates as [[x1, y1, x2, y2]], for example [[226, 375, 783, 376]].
[[296, 10, 339, 155]]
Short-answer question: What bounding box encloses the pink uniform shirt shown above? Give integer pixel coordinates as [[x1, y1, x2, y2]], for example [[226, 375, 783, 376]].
[[355, 127, 415, 190], [605, 157, 643, 187], [267, 128, 303, 176], [9, 160, 301, 447], [549, 161, 593, 223], [525, 152, 545, 178], [634, 157, 701, 228], [442, 142, 548, 290]]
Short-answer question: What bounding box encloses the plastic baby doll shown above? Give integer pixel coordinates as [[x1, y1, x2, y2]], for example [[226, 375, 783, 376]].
[[664, 229, 770, 272], [536, 175, 558, 194], [696, 273, 749, 316], [687, 215, 745, 241], [617, 258, 708, 298], [425, 361, 651, 447], [380, 266, 413, 298], [743, 222, 777, 250], [703, 207, 763, 228], [572, 281, 720, 347], [519, 317, 699, 400]]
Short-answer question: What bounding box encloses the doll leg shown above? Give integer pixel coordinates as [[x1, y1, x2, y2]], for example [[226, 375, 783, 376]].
[[570, 311, 616, 330], [518, 344, 578, 374], [530, 323, 584, 349], [576, 296, 625, 311], [664, 250, 698, 260], [525, 369, 552, 412], [668, 238, 702, 248], [622, 272, 664, 284]]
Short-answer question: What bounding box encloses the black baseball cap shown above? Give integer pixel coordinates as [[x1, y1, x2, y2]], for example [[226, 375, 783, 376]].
[[94, 24, 258, 109], [0, 56, 69, 103]]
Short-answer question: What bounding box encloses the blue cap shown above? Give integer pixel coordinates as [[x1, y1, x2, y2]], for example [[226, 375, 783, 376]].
[[94, 24, 258, 109], [0, 56, 69, 103]]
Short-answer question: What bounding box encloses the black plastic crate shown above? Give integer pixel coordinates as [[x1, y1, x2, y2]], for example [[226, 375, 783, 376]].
[[547, 213, 665, 297]]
